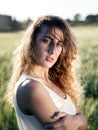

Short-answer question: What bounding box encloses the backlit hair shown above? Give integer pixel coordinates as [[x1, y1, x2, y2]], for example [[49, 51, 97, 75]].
[[6, 15, 83, 106]]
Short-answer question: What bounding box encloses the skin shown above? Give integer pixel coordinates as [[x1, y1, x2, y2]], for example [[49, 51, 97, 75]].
[[33, 26, 64, 69], [45, 110, 87, 130], [17, 26, 87, 130]]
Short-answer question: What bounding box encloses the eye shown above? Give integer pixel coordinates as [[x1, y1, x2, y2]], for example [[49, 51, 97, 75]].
[[57, 41, 63, 47], [42, 38, 51, 44]]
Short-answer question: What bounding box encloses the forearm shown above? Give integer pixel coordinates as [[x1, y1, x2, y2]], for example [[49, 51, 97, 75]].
[[54, 113, 87, 130], [45, 112, 88, 130]]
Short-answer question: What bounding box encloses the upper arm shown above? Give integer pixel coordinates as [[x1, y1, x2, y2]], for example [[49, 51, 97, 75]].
[[22, 80, 60, 125]]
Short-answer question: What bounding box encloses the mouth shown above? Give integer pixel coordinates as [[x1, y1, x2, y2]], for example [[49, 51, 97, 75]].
[[46, 56, 54, 62]]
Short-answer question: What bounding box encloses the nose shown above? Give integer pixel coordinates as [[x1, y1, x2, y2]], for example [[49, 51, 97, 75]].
[[48, 43, 55, 54]]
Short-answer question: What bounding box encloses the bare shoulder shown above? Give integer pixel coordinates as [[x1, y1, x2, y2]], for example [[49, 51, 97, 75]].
[[17, 79, 59, 124], [22, 79, 50, 98], [17, 79, 50, 105]]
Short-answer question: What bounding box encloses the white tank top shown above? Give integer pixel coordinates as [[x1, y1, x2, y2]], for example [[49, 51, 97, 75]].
[[14, 73, 76, 130]]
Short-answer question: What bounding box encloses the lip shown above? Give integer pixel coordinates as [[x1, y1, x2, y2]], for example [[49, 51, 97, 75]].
[[46, 56, 54, 62]]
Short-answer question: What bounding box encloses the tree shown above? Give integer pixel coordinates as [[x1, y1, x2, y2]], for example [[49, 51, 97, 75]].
[[86, 14, 98, 23], [73, 14, 81, 22]]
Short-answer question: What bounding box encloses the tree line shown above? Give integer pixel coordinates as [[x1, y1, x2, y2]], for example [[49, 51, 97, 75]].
[[0, 14, 32, 32], [0, 13, 98, 32]]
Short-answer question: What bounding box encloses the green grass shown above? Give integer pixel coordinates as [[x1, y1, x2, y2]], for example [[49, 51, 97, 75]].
[[0, 31, 24, 55], [72, 26, 98, 130], [0, 26, 98, 130], [0, 31, 24, 130]]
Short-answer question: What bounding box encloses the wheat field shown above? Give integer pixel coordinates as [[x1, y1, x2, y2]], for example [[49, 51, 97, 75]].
[[0, 26, 98, 130]]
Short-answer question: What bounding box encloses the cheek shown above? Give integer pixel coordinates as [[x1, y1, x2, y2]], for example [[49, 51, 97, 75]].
[[55, 52, 61, 62], [55, 48, 63, 61], [34, 46, 41, 59], [57, 48, 62, 56], [35, 46, 45, 59]]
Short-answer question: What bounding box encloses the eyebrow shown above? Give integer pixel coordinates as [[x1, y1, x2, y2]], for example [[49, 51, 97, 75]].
[[45, 36, 63, 43]]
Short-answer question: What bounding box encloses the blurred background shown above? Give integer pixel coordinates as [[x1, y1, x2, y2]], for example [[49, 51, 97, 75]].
[[0, 0, 98, 129]]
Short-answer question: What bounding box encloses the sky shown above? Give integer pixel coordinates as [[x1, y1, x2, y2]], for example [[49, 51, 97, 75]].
[[0, 0, 98, 21]]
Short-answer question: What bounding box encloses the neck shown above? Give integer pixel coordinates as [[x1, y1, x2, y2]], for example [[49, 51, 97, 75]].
[[29, 64, 50, 82]]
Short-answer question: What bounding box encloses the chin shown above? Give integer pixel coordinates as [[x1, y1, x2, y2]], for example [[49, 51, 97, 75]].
[[47, 64, 55, 68], [40, 61, 55, 68], [42, 64, 54, 69]]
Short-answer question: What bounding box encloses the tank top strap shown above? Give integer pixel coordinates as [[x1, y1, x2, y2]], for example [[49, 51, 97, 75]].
[[18, 73, 48, 89]]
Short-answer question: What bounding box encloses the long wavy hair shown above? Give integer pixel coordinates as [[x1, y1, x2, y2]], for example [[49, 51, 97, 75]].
[[6, 15, 83, 106]]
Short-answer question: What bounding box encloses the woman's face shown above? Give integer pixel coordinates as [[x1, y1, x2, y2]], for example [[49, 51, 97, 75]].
[[33, 26, 64, 69]]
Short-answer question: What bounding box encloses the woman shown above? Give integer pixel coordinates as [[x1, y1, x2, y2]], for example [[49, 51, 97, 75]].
[[6, 15, 87, 130]]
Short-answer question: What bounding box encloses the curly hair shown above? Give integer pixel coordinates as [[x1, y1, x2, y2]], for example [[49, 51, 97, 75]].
[[6, 15, 83, 106]]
